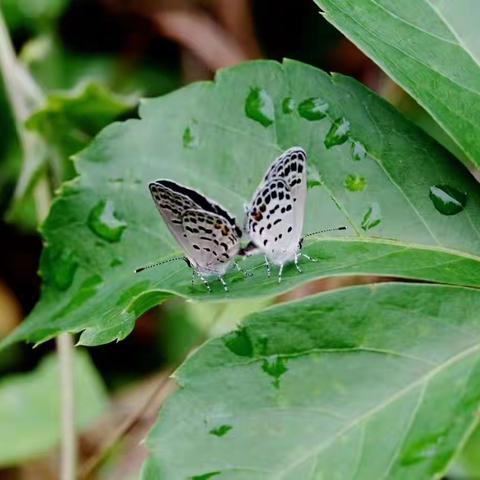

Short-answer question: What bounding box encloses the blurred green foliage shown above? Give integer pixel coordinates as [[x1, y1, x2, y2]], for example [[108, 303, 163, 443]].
[[0, 349, 107, 466]]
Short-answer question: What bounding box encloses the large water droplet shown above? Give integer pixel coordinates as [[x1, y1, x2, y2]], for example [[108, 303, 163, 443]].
[[223, 327, 253, 357], [209, 424, 232, 437], [400, 433, 446, 466], [183, 121, 200, 149], [43, 247, 78, 291], [191, 472, 221, 480], [307, 165, 322, 189], [245, 87, 274, 127], [262, 355, 288, 388], [88, 200, 127, 242], [282, 97, 295, 114], [361, 202, 381, 231], [324, 117, 350, 148], [110, 257, 123, 267], [351, 140, 367, 161], [344, 174, 366, 192], [298, 97, 329, 121], [429, 185, 467, 215]]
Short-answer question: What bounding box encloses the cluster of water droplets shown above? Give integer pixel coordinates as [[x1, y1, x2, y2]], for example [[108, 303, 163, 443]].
[[241, 86, 468, 231]]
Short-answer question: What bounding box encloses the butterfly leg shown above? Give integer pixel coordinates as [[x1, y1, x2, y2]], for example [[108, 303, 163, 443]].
[[264, 256, 272, 277], [294, 253, 303, 273], [234, 260, 252, 278], [218, 276, 229, 292], [277, 264, 284, 283], [298, 239, 317, 263], [301, 253, 317, 263], [196, 272, 211, 293]]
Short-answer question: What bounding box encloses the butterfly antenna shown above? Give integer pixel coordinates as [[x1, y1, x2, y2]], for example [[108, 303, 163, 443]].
[[304, 226, 347, 238], [135, 256, 184, 273]]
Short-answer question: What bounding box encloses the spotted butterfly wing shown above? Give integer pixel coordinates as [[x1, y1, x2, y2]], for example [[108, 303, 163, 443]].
[[245, 147, 307, 266], [149, 180, 241, 277]]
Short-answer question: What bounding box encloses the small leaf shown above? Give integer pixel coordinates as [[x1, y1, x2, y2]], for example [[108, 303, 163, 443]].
[[26, 82, 136, 172]]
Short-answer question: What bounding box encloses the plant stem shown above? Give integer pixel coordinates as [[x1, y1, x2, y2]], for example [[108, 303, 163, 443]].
[[0, 8, 77, 479], [58, 333, 77, 480], [0, 8, 45, 198], [80, 369, 174, 479]]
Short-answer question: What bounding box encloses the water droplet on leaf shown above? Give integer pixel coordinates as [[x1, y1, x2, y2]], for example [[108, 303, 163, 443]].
[[88, 200, 127, 242], [429, 185, 466, 215], [282, 97, 295, 114], [245, 87, 274, 127], [262, 355, 288, 388], [43, 247, 78, 291], [400, 433, 446, 466], [324, 117, 350, 148], [361, 203, 381, 231], [351, 141, 367, 161], [307, 165, 322, 189], [209, 424, 232, 437], [191, 472, 221, 480], [298, 97, 329, 121], [183, 122, 200, 149], [110, 257, 123, 267], [223, 327, 253, 357], [344, 174, 366, 192]]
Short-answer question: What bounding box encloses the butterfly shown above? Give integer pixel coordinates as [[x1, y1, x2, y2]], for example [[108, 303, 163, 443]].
[[241, 146, 315, 282], [136, 180, 243, 291]]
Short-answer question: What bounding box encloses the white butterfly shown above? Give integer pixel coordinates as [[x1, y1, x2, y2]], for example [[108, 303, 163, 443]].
[[137, 180, 243, 291], [242, 146, 315, 282]]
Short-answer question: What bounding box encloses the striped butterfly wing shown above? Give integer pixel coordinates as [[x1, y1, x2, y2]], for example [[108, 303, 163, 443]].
[[149, 180, 241, 272], [182, 209, 241, 273]]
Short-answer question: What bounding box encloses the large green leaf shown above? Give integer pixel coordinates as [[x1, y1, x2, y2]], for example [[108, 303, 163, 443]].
[[314, 0, 480, 169], [142, 283, 480, 480], [0, 349, 107, 466], [3, 59, 480, 348]]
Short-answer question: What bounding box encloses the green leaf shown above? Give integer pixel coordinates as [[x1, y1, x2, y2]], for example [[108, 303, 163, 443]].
[[455, 424, 480, 478], [21, 34, 179, 95], [3, 59, 480, 348], [0, 349, 107, 466], [1, 0, 69, 33], [25, 82, 136, 181], [142, 283, 480, 479], [314, 0, 480, 169]]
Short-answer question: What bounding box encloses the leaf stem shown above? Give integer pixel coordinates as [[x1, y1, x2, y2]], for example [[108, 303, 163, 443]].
[[58, 333, 77, 480]]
